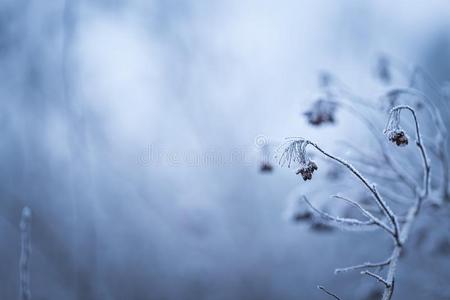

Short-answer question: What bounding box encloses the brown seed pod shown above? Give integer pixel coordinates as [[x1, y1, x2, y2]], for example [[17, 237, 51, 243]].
[[388, 130, 409, 146], [296, 161, 318, 181]]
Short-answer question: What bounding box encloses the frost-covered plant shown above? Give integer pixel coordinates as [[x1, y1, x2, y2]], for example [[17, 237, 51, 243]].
[[19, 207, 32, 300], [259, 143, 274, 173], [384, 108, 409, 146], [276, 55, 449, 300], [277, 139, 318, 180]]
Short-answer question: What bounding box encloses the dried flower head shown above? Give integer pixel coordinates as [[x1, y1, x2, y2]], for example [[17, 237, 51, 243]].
[[259, 162, 273, 173], [384, 108, 409, 146], [310, 220, 334, 232], [276, 139, 318, 180], [259, 143, 274, 173], [387, 130, 409, 146], [304, 98, 337, 126], [296, 160, 318, 181]]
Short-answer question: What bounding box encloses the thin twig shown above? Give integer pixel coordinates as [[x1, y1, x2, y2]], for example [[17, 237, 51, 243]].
[[326, 100, 418, 192], [387, 89, 448, 199], [303, 197, 377, 230], [318, 285, 342, 300], [381, 105, 431, 300], [331, 195, 392, 233], [335, 258, 391, 274], [305, 141, 401, 243], [361, 270, 391, 288]]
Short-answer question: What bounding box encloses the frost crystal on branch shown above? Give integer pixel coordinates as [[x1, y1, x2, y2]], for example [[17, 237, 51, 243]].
[[276, 139, 318, 180], [275, 56, 443, 300], [384, 108, 409, 146]]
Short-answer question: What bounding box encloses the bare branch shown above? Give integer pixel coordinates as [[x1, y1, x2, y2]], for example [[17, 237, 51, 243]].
[[331, 195, 393, 234], [330, 100, 418, 192], [317, 285, 342, 300], [303, 197, 377, 231], [335, 258, 391, 274], [278, 62, 443, 300], [304, 140, 401, 244], [386, 89, 448, 199], [389, 105, 431, 204], [361, 271, 391, 288]]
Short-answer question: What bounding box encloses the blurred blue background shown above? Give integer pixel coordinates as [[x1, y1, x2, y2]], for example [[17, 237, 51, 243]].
[[0, 0, 449, 299]]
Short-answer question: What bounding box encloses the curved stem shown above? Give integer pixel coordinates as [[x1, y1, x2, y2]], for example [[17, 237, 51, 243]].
[[335, 258, 391, 274], [381, 105, 431, 300], [391, 105, 430, 203], [305, 141, 400, 243], [387, 88, 448, 199], [325, 100, 418, 192], [332, 195, 393, 233], [318, 286, 342, 300]]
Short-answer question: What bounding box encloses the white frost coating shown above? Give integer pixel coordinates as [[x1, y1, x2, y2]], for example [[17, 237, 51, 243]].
[[282, 59, 445, 300], [275, 138, 308, 168], [303, 196, 378, 231]]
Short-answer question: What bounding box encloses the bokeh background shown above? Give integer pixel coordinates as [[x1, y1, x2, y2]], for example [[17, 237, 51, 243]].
[[0, 0, 449, 299]]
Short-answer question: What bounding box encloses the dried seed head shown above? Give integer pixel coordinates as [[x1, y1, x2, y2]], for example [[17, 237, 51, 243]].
[[310, 221, 334, 232], [276, 139, 319, 180], [259, 162, 273, 173], [296, 160, 318, 181], [258, 143, 274, 173], [387, 129, 409, 146], [384, 108, 409, 147], [293, 211, 313, 222], [304, 98, 337, 126]]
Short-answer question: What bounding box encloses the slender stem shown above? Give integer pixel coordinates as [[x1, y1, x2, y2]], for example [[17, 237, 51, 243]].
[[305, 141, 401, 243], [335, 258, 391, 274], [318, 286, 342, 300], [332, 195, 393, 234], [361, 271, 391, 288], [381, 105, 431, 300], [387, 88, 448, 199], [304, 197, 377, 229], [391, 105, 430, 202], [326, 100, 418, 192]]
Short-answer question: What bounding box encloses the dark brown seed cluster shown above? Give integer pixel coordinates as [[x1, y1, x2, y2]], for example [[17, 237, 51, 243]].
[[388, 130, 409, 146], [296, 161, 318, 181], [293, 211, 312, 222], [304, 100, 336, 126], [259, 162, 273, 173], [310, 221, 334, 232], [305, 111, 335, 126]]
